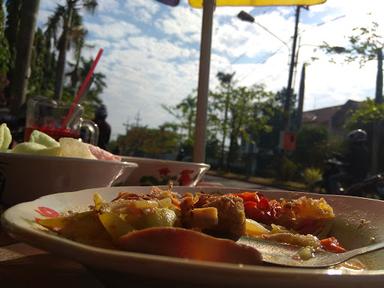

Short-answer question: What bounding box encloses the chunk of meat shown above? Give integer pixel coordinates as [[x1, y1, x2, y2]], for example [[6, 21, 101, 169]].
[[181, 194, 246, 240]]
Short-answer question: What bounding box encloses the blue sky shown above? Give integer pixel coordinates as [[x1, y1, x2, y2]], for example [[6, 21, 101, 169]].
[[37, 0, 384, 139]]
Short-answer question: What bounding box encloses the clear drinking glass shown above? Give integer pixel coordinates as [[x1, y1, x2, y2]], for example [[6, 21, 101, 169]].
[[24, 96, 99, 145]]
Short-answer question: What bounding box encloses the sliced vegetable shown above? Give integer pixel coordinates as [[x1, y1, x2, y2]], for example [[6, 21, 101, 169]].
[[0, 123, 12, 151], [320, 236, 346, 253], [98, 211, 134, 240], [245, 218, 270, 237], [37, 211, 114, 248], [29, 129, 60, 148], [134, 208, 178, 229], [93, 192, 104, 211]]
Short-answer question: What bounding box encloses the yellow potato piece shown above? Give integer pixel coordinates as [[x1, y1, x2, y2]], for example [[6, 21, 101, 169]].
[[98, 212, 134, 241], [93, 192, 104, 211], [37, 211, 114, 248], [245, 218, 270, 237]]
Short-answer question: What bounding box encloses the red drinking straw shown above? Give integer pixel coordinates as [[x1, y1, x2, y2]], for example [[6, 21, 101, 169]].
[[61, 48, 104, 128]]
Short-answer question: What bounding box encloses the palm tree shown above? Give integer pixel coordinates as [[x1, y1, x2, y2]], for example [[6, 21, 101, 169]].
[[4, 0, 22, 67], [162, 93, 197, 144], [215, 71, 235, 169], [65, 56, 106, 118], [45, 0, 97, 101]]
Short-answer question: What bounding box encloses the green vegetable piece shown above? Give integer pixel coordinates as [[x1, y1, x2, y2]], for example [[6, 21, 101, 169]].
[[0, 123, 12, 152], [135, 208, 178, 229], [29, 130, 60, 148], [12, 142, 61, 156], [12, 142, 47, 154]]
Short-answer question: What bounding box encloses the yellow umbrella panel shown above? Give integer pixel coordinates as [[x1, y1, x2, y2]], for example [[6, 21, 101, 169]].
[[189, 0, 326, 7]]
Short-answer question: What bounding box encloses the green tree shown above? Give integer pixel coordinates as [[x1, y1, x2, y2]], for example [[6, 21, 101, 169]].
[[65, 56, 106, 118], [162, 92, 197, 146], [28, 28, 49, 97], [117, 125, 180, 157], [4, 0, 21, 69], [45, 0, 97, 101], [346, 99, 384, 129], [320, 22, 384, 173], [320, 21, 383, 103], [293, 125, 329, 169], [211, 72, 235, 169]]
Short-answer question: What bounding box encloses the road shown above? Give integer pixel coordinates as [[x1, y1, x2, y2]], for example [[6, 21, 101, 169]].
[[201, 174, 272, 189]]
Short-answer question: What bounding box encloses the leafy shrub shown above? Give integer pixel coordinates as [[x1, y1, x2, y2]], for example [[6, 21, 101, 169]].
[[303, 167, 322, 191], [278, 156, 298, 181]]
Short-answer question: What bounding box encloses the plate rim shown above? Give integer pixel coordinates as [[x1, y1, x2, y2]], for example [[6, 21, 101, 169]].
[[2, 186, 384, 278]]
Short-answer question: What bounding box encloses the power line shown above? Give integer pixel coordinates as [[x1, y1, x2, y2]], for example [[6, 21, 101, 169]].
[[236, 45, 286, 84], [316, 14, 346, 26]]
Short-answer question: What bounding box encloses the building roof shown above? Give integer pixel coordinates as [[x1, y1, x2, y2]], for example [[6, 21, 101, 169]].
[[302, 100, 361, 125]]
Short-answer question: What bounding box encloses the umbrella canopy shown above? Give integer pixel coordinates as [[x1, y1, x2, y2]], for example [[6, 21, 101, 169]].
[[189, 0, 326, 7], [190, 0, 326, 163]]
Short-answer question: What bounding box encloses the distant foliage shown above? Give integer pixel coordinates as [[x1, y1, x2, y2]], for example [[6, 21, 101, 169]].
[[303, 167, 322, 191], [345, 99, 384, 129], [0, 0, 10, 105], [117, 126, 180, 157], [293, 125, 329, 169]]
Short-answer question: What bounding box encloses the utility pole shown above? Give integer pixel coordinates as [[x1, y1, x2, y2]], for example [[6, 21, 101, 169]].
[[371, 48, 383, 173], [283, 5, 301, 132], [296, 63, 306, 130]]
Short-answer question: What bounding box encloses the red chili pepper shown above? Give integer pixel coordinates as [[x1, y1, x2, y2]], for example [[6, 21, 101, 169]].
[[233, 192, 260, 202], [233, 192, 282, 224], [320, 237, 346, 253], [258, 197, 270, 210]]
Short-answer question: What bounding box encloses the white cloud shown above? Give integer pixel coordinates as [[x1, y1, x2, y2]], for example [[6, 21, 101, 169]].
[[96, 0, 120, 12], [86, 16, 141, 39], [36, 0, 384, 139], [155, 5, 202, 44], [123, 0, 161, 23]]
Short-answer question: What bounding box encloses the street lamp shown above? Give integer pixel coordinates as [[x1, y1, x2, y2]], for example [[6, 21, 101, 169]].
[[237, 10, 290, 50]]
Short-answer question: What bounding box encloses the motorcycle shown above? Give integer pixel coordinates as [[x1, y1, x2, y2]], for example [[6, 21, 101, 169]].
[[313, 157, 384, 200], [346, 174, 384, 200]]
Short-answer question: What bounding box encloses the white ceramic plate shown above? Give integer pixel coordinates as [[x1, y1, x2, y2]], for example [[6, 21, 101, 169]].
[[0, 152, 138, 206], [2, 186, 384, 288], [117, 156, 210, 187]]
